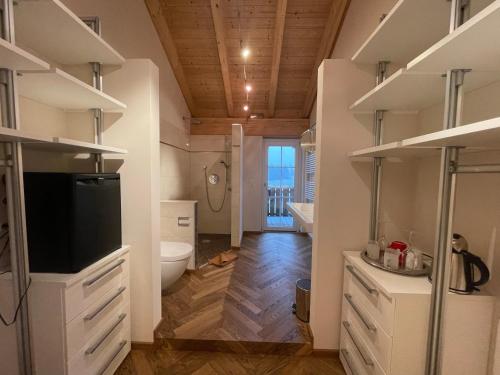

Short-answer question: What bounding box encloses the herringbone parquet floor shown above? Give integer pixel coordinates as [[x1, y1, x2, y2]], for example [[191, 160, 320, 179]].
[[116, 348, 346, 375], [156, 232, 312, 344]]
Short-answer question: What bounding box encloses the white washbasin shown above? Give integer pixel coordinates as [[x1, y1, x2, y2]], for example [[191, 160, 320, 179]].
[[287, 202, 314, 233]]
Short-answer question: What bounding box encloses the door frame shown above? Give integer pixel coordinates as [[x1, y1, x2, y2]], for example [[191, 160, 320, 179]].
[[262, 139, 302, 231]]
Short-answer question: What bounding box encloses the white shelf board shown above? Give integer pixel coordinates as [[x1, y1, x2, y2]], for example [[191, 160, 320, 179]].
[[352, 0, 450, 65], [0, 127, 52, 143], [403, 117, 500, 149], [47, 137, 127, 154], [0, 38, 49, 71], [17, 68, 126, 111], [408, 2, 500, 73], [14, 0, 125, 65], [349, 142, 402, 158], [350, 68, 500, 112], [0, 127, 127, 154], [349, 117, 500, 158]]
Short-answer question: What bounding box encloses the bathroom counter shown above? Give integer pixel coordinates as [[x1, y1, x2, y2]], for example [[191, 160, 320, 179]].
[[287, 202, 314, 233]]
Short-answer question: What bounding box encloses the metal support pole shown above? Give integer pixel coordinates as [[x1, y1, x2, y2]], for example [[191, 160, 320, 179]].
[[375, 61, 388, 86], [425, 1, 469, 372], [425, 67, 468, 375], [86, 17, 104, 173], [369, 110, 384, 241], [368, 61, 388, 241], [0, 1, 33, 374]]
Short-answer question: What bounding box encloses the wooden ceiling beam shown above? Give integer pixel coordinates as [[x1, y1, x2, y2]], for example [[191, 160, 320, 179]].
[[210, 0, 234, 117], [190, 118, 309, 137], [268, 0, 288, 117], [144, 0, 197, 115], [302, 0, 351, 118]]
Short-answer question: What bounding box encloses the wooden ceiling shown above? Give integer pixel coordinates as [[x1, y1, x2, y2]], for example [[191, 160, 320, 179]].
[[145, 0, 349, 129]]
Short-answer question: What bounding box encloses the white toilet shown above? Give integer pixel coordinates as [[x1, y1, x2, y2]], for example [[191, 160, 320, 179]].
[[160, 241, 193, 291]]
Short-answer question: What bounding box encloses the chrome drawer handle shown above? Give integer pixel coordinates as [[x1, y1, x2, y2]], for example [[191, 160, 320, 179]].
[[83, 259, 125, 287], [85, 313, 127, 355], [84, 286, 127, 321], [346, 265, 378, 296], [344, 293, 377, 332], [342, 321, 374, 367], [97, 340, 127, 375], [341, 349, 359, 375]]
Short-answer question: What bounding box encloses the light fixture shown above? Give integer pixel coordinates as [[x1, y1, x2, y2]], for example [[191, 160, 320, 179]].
[[245, 84, 252, 93], [243, 104, 249, 111], [241, 48, 250, 59]]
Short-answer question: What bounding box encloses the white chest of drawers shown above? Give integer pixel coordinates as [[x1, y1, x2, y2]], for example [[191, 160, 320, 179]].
[[0, 246, 131, 375], [340, 251, 494, 375]]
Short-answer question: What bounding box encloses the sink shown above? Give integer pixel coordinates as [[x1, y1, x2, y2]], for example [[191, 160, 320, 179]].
[[287, 202, 314, 233]]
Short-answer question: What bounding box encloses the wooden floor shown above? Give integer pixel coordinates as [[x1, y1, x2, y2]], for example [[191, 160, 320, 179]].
[[156, 233, 312, 347], [116, 348, 346, 375]]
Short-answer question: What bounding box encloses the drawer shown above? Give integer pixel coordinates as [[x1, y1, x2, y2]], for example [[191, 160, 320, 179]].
[[68, 312, 131, 375], [65, 253, 129, 322], [342, 294, 392, 373], [340, 322, 386, 375], [66, 281, 130, 361], [344, 262, 394, 336]]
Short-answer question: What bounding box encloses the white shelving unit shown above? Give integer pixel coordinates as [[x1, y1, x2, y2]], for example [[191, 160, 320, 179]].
[[344, 1, 500, 374], [408, 2, 500, 73], [14, 0, 125, 65], [17, 68, 127, 111], [0, 38, 49, 71], [0, 0, 131, 372], [351, 0, 450, 65]]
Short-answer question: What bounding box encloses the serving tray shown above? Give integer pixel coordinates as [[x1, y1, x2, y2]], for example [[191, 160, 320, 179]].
[[360, 250, 432, 277]]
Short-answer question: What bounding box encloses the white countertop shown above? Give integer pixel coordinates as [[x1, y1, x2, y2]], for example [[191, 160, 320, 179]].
[[344, 251, 432, 296], [0, 245, 130, 287], [287, 202, 313, 233]]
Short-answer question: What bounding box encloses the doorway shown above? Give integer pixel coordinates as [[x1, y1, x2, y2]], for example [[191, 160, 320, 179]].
[[263, 139, 301, 231]]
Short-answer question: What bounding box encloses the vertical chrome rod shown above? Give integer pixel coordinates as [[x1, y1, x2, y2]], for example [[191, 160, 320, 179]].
[[369, 61, 387, 241], [425, 0, 468, 372], [85, 16, 104, 173], [369, 110, 384, 241], [1, 1, 33, 373]]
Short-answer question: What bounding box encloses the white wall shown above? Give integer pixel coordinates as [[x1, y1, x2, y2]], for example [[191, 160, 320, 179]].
[[243, 136, 263, 232], [231, 125, 244, 247], [311, 59, 373, 349]]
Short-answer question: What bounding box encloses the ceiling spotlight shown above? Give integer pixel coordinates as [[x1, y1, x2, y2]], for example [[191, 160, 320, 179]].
[[245, 84, 252, 92], [243, 104, 249, 111], [241, 48, 250, 59]]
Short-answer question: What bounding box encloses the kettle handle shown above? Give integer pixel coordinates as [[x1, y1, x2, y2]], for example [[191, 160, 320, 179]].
[[463, 251, 490, 292]]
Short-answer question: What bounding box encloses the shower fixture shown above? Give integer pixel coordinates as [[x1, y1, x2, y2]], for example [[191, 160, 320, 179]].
[[203, 159, 230, 213]]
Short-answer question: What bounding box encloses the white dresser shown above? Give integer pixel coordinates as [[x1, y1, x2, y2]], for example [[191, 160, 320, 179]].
[[340, 251, 494, 375], [0, 246, 131, 375]]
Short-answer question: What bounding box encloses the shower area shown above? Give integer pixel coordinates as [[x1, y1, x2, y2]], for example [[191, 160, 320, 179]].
[[189, 135, 232, 267]]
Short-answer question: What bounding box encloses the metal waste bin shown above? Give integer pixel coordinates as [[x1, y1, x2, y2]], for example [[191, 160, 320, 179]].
[[293, 278, 311, 322]]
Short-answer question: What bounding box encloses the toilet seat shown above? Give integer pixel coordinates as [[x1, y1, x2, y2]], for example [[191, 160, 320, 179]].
[[160, 241, 193, 262]]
